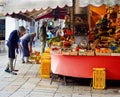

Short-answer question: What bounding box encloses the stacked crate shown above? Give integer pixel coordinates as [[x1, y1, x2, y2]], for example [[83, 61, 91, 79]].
[[40, 48, 51, 78]]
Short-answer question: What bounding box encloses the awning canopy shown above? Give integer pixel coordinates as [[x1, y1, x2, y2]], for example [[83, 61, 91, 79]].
[[1, 0, 120, 22], [0, 0, 72, 21], [2, 0, 72, 15], [4, 6, 68, 22], [35, 6, 67, 21], [79, 0, 120, 7], [6, 7, 53, 21], [1, 0, 119, 15]]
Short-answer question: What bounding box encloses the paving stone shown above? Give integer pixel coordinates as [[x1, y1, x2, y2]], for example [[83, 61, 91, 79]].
[[27, 93, 53, 97], [28, 91, 54, 97], [56, 85, 73, 94], [0, 92, 11, 97], [35, 84, 57, 92], [9, 91, 29, 97], [54, 93, 72, 97]]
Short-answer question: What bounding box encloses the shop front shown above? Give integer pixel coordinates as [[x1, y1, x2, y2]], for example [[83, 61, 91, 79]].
[[49, 2, 120, 80]]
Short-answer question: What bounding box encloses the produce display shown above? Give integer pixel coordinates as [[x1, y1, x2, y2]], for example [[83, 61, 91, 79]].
[[49, 6, 120, 56], [92, 6, 120, 55]]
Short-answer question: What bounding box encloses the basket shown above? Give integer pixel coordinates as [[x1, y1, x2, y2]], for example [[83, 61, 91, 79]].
[[29, 54, 36, 60], [93, 68, 106, 89]]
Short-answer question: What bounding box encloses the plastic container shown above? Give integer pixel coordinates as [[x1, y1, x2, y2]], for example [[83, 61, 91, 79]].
[[41, 53, 51, 60], [40, 69, 50, 78], [93, 68, 106, 89], [45, 47, 50, 53], [41, 60, 51, 69], [40, 59, 51, 78]]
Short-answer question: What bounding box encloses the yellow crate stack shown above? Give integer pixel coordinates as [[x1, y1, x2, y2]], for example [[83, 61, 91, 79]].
[[45, 47, 50, 53], [40, 48, 51, 78], [93, 68, 106, 89], [41, 53, 51, 60], [40, 59, 51, 78]]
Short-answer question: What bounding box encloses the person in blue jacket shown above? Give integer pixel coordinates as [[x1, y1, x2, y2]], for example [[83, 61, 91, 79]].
[[5, 26, 26, 75]]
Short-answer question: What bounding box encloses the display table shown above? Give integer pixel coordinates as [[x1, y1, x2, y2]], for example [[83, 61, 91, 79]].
[[51, 54, 120, 80]]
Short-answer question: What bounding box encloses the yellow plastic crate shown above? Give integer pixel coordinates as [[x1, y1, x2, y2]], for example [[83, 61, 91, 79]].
[[40, 59, 51, 78], [93, 68, 106, 89], [42, 53, 51, 57], [45, 47, 50, 53], [41, 53, 51, 60], [41, 58, 51, 63], [40, 75, 50, 78], [41, 58, 51, 64], [41, 64, 51, 69], [40, 68, 50, 78]]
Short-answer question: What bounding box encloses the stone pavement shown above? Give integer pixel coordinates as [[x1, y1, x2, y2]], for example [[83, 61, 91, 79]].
[[0, 40, 120, 97]]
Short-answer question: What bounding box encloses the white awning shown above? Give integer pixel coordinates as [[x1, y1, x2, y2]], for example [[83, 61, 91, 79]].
[[2, 0, 72, 15], [1, 0, 119, 15], [79, 0, 120, 7]]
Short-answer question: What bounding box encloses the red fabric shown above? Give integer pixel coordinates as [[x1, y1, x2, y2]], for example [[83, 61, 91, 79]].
[[51, 54, 120, 80], [35, 7, 67, 21], [66, 29, 73, 35]]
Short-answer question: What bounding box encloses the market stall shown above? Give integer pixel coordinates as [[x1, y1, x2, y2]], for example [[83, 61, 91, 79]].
[[49, 3, 120, 80], [1, 0, 120, 80]]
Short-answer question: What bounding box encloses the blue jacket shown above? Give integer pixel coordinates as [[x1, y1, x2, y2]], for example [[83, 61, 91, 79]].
[[7, 30, 20, 58]]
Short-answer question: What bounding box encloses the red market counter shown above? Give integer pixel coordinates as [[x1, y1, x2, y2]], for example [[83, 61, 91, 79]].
[[51, 54, 120, 80]]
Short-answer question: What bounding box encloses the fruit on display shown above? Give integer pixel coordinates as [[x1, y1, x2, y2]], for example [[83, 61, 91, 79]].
[[116, 18, 120, 26], [116, 47, 120, 53], [79, 49, 87, 56], [51, 47, 58, 51], [96, 48, 111, 53], [63, 40, 71, 47], [86, 50, 94, 56], [93, 6, 120, 51], [48, 36, 61, 44], [75, 46, 80, 52]]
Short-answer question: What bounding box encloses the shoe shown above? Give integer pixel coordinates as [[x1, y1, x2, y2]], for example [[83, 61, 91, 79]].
[[5, 69, 10, 73], [13, 69, 19, 72], [5, 69, 17, 75], [25, 60, 32, 64], [10, 71, 17, 75], [22, 61, 25, 63]]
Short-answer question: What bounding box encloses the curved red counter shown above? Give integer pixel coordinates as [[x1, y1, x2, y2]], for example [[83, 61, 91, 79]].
[[51, 54, 120, 80]]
